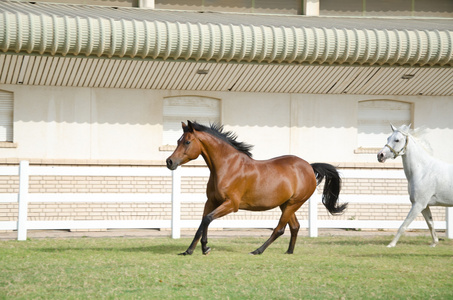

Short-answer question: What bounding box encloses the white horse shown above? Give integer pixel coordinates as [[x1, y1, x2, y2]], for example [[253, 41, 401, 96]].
[[377, 124, 453, 247]]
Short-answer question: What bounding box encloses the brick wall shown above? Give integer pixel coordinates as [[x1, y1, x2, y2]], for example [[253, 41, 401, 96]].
[[29, 176, 172, 194], [341, 178, 408, 195], [0, 164, 447, 231]]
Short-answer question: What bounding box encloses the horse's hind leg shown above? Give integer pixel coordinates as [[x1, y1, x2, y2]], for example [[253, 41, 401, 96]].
[[421, 206, 439, 247], [388, 202, 424, 247], [250, 222, 286, 255], [251, 202, 302, 255], [277, 203, 300, 254], [285, 214, 300, 254]]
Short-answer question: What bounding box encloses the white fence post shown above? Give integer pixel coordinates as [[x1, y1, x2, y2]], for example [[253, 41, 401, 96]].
[[308, 191, 319, 237], [17, 161, 30, 241], [171, 168, 181, 239], [447, 207, 453, 239]]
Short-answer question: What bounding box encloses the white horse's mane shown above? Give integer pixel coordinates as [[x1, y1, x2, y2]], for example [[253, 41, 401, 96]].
[[396, 124, 433, 155]]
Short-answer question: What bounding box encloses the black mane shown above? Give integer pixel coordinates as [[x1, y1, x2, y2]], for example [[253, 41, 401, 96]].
[[190, 121, 254, 157]]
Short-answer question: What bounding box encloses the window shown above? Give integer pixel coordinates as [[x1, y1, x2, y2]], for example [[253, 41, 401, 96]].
[[320, 0, 453, 17], [155, 0, 301, 15], [162, 96, 220, 146], [357, 100, 412, 150], [0, 89, 13, 142]]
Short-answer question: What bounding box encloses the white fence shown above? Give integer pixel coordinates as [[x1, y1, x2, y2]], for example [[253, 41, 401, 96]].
[[0, 161, 452, 241]]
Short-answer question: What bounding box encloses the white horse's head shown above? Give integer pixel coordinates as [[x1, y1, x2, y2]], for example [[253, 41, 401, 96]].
[[377, 124, 411, 163]]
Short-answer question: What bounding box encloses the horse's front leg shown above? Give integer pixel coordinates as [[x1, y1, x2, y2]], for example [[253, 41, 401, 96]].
[[179, 199, 217, 256], [421, 206, 439, 247], [200, 198, 237, 255], [179, 223, 203, 256], [388, 202, 424, 247]]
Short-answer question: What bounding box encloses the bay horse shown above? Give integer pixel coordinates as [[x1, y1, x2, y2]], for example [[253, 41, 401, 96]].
[[166, 121, 347, 255], [378, 124, 453, 247]]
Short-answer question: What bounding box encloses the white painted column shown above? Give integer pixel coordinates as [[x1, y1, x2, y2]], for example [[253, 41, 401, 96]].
[[308, 190, 319, 237], [171, 168, 181, 239], [447, 207, 453, 239], [304, 0, 320, 16], [17, 161, 29, 241], [139, 0, 155, 9]]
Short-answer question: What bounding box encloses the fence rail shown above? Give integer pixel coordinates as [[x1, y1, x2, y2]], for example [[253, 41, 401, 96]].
[[0, 161, 452, 240]]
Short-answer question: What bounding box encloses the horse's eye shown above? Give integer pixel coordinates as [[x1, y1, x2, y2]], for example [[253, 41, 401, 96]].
[[395, 139, 400, 143], [185, 140, 191, 145]]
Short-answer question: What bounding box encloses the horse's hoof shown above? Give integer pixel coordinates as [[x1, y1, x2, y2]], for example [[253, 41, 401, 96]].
[[249, 250, 261, 255], [429, 243, 437, 248], [387, 244, 395, 248], [178, 251, 192, 256], [203, 247, 211, 255], [284, 251, 293, 255]]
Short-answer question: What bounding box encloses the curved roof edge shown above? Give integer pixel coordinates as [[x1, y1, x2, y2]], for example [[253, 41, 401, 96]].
[[0, 1, 452, 67]]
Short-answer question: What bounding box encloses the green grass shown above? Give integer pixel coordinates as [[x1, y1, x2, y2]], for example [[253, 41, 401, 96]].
[[0, 235, 452, 299]]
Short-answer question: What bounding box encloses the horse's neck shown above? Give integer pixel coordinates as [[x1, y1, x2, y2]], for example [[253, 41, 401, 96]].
[[402, 136, 432, 178], [198, 133, 242, 173]]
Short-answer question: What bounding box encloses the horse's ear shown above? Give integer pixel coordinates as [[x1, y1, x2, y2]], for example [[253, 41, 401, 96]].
[[390, 123, 397, 132], [187, 120, 194, 133], [182, 122, 191, 133]]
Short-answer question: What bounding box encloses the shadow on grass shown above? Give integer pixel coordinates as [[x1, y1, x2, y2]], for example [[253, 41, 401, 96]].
[[119, 244, 238, 254], [34, 243, 238, 255], [351, 253, 453, 258], [313, 237, 436, 247]]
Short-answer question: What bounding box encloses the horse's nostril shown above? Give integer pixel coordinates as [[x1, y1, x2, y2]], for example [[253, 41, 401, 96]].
[[166, 158, 172, 167]]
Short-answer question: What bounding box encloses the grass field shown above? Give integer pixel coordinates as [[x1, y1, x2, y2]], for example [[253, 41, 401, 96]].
[[0, 234, 452, 299]]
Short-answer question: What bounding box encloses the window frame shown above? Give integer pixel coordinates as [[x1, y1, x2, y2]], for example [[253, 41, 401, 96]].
[[0, 89, 15, 147], [160, 95, 221, 150], [355, 99, 413, 153]]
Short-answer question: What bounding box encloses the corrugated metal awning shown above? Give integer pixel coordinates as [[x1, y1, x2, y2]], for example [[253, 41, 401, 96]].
[[0, 0, 452, 95], [1, 0, 452, 66]]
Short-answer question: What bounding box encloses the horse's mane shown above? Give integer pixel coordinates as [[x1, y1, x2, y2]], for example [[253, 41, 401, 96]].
[[397, 124, 433, 155], [190, 121, 254, 157]]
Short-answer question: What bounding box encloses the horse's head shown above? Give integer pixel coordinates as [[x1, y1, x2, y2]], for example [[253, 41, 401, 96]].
[[377, 124, 410, 163], [166, 121, 203, 170]]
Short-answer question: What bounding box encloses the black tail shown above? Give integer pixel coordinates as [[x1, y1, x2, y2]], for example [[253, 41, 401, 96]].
[[311, 163, 347, 215]]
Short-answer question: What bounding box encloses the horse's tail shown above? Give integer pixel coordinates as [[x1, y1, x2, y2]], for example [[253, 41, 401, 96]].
[[310, 163, 347, 215]]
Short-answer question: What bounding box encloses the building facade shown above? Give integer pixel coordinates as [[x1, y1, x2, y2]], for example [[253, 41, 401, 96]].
[[0, 0, 452, 231]]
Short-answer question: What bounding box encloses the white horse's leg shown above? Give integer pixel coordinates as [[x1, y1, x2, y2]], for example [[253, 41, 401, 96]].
[[388, 203, 424, 247], [421, 207, 439, 247]]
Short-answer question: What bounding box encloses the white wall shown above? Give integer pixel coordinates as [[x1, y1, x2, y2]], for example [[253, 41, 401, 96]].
[[2, 85, 164, 161], [1, 84, 452, 165]]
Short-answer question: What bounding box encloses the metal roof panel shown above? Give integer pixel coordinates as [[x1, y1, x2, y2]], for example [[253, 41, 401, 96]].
[[1, 0, 452, 67]]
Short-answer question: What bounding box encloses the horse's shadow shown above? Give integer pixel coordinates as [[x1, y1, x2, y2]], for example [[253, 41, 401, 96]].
[[35, 244, 237, 255], [119, 244, 237, 254]]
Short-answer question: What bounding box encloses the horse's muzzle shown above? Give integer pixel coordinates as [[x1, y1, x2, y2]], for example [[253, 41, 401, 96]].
[[166, 158, 177, 170], [377, 151, 387, 163], [166, 157, 180, 171]]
